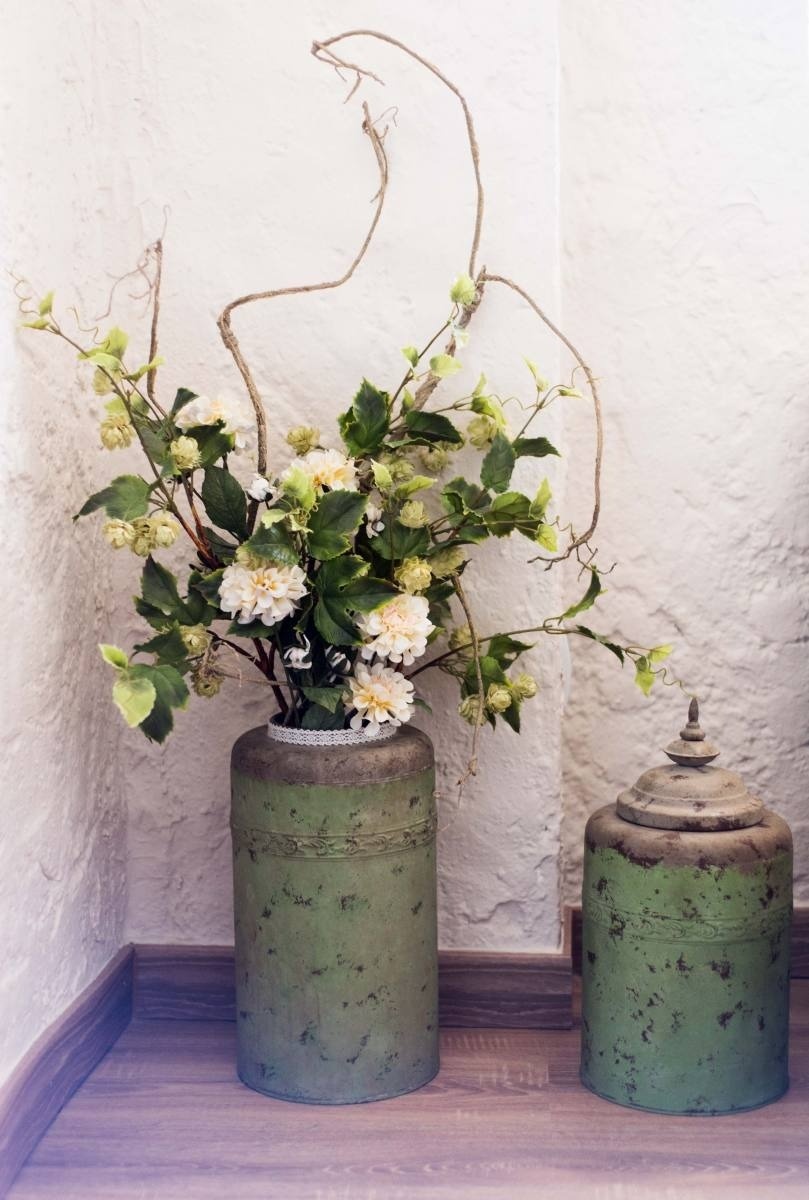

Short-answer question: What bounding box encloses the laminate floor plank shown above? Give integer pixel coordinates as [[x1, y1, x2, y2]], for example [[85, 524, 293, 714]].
[[9, 984, 809, 1200]]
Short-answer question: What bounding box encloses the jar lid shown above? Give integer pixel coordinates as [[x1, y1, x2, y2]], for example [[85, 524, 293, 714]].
[[616, 699, 763, 831]]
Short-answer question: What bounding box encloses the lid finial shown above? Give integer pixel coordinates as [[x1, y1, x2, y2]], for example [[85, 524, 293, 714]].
[[665, 698, 719, 766]]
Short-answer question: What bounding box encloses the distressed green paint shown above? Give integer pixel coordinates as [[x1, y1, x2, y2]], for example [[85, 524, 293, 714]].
[[581, 805, 792, 1114], [230, 726, 439, 1104]]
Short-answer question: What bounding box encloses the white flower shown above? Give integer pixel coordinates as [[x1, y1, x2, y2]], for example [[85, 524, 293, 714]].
[[176, 393, 254, 454], [357, 593, 434, 666], [246, 474, 276, 502], [345, 662, 415, 736], [284, 635, 313, 671], [282, 447, 357, 493], [219, 563, 308, 627], [365, 500, 385, 536]]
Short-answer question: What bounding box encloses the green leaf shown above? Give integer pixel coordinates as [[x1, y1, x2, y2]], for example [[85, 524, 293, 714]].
[[74, 475, 151, 522], [313, 556, 396, 646], [225, 618, 275, 640], [532, 477, 552, 517], [80, 327, 128, 365], [499, 697, 521, 733], [371, 459, 393, 491], [394, 474, 434, 499], [201, 466, 247, 539], [634, 657, 656, 696], [560, 569, 602, 621], [524, 358, 549, 391], [134, 597, 172, 630], [133, 627, 189, 666], [301, 704, 347, 731], [307, 491, 367, 561], [486, 634, 533, 666], [429, 354, 462, 379], [401, 346, 419, 368], [484, 492, 535, 538], [338, 379, 390, 457], [22, 317, 50, 330], [536, 523, 558, 552], [183, 423, 235, 467], [189, 568, 225, 608], [404, 411, 463, 446], [301, 686, 344, 713], [450, 273, 476, 306], [648, 644, 674, 665], [281, 465, 317, 511], [170, 387, 197, 417], [141, 557, 190, 621], [513, 436, 560, 460], [368, 520, 429, 561], [38, 291, 54, 316], [112, 674, 156, 728], [124, 356, 165, 383], [129, 663, 189, 743], [201, 527, 238, 564], [480, 431, 516, 494], [242, 520, 298, 566], [574, 625, 625, 664], [99, 644, 128, 670]]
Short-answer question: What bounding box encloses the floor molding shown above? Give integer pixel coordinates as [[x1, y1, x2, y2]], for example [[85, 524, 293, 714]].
[[133, 944, 573, 1029], [0, 945, 133, 1198], [565, 904, 809, 976]]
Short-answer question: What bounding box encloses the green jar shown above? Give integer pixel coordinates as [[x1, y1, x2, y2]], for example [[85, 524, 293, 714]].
[[581, 702, 792, 1115], [230, 723, 439, 1104]]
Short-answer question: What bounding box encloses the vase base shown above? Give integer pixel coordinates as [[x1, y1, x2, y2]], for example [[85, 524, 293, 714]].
[[579, 1071, 789, 1115], [237, 1061, 440, 1105]]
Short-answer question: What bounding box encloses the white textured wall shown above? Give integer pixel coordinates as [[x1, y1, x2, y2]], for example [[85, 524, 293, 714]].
[[560, 0, 809, 901], [0, 3, 129, 1084]]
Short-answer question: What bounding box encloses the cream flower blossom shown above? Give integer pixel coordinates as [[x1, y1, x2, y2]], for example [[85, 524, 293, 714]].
[[282, 447, 358, 493], [246, 474, 277, 502], [357, 593, 434, 666], [176, 393, 254, 454], [345, 662, 415, 735], [219, 562, 308, 627]]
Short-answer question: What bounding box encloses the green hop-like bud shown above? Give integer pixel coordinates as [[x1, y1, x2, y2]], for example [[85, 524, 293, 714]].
[[170, 435, 201, 472], [180, 625, 211, 656], [512, 672, 538, 700], [191, 667, 223, 698], [448, 623, 472, 652], [102, 519, 135, 549], [398, 500, 429, 529], [388, 458, 415, 483], [394, 557, 432, 594], [100, 413, 134, 450], [486, 683, 512, 714], [467, 414, 497, 449], [429, 545, 466, 579], [149, 513, 180, 548], [458, 694, 484, 725], [419, 445, 450, 472], [285, 425, 320, 455], [129, 518, 156, 557]]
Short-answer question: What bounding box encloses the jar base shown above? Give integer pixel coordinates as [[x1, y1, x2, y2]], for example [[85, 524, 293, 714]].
[[238, 1060, 440, 1105], [579, 1071, 789, 1116]]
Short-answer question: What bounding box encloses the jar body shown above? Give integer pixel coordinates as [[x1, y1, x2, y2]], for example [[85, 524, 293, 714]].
[[581, 804, 792, 1114], [230, 725, 439, 1104]]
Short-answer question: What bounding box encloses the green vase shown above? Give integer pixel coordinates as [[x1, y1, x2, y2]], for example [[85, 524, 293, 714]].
[[230, 723, 439, 1104]]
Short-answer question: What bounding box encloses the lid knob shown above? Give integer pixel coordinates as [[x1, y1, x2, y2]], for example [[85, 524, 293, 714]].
[[664, 698, 720, 766]]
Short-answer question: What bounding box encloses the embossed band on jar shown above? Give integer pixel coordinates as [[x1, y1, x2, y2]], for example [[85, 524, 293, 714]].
[[232, 812, 438, 860], [582, 896, 792, 943]]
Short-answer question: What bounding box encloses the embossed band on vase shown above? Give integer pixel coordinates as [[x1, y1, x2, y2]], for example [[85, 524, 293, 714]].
[[232, 813, 438, 860], [582, 897, 792, 943]]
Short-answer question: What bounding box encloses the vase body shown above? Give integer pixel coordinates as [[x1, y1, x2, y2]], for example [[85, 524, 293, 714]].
[[581, 804, 792, 1114], [230, 724, 439, 1104]]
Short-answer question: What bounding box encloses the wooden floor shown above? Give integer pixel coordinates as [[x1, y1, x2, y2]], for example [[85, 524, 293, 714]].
[[9, 983, 809, 1200]]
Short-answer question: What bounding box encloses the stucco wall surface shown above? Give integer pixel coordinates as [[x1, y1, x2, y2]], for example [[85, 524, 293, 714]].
[[0, 2, 129, 1085], [560, 0, 809, 901]]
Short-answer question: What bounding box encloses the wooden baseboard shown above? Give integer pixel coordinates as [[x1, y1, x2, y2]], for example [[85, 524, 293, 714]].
[[565, 904, 809, 977], [133, 943, 573, 1029], [0, 945, 133, 1197]]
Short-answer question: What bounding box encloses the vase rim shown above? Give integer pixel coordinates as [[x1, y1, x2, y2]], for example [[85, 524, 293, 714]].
[[265, 719, 398, 747]]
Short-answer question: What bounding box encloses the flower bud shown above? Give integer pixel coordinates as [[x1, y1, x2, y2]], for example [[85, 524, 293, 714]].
[[420, 445, 449, 472], [192, 667, 222, 698], [467, 414, 497, 449], [150, 513, 180, 548], [180, 624, 211, 656], [512, 671, 538, 700], [394, 557, 432, 594], [448, 623, 472, 652], [102, 519, 134, 549], [388, 458, 415, 483], [486, 683, 512, 714], [100, 414, 134, 450], [285, 425, 320, 455], [458, 694, 484, 725], [398, 500, 429, 529], [170, 435, 201, 472], [129, 518, 156, 557], [429, 545, 466, 578]]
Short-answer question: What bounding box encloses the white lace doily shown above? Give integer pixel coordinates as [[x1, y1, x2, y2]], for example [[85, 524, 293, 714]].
[[266, 721, 398, 746]]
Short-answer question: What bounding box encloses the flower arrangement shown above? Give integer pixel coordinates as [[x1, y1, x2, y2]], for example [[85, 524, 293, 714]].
[[18, 30, 679, 761]]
